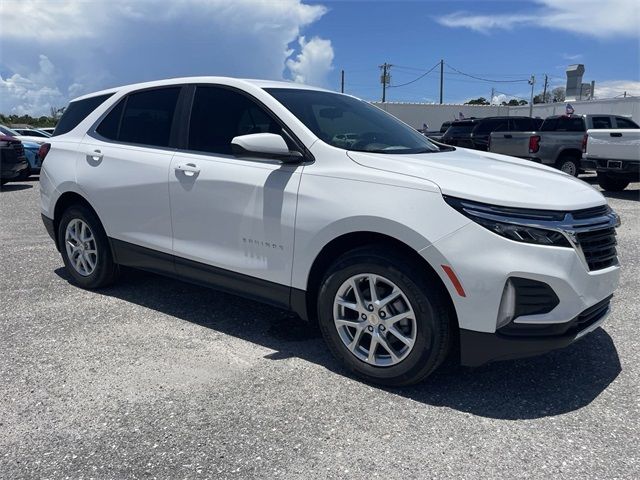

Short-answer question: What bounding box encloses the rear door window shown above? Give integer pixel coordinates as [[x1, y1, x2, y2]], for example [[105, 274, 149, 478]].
[[591, 116, 613, 129], [96, 87, 181, 147], [555, 116, 585, 132], [510, 118, 534, 131], [615, 117, 639, 129], [119, 88, 180, 147], [475, 119, 505, 135], [54, 93, 114, 136]]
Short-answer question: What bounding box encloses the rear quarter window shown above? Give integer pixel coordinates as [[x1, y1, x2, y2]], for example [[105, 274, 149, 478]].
[[53, 93, 114, 136]]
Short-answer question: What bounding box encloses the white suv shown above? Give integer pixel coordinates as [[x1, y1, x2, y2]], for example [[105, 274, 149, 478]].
[[40, 77, 620, 386]]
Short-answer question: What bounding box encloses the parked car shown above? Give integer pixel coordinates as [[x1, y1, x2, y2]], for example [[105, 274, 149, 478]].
[[12, 128, 52, 138], [441, 116, 541, 151], [39, 127, 56, 135], [0, 124, 48, 145], [488, 114, 639, 176], [424, 121, 452, 141], [582, 128, 640, 191], [0, 134, 29, 185], [21, 140, 43, 176], [40, 77, 620, 386]]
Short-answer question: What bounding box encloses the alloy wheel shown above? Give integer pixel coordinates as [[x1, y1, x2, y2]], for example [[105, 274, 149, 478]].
[[333, 273, 417, 367], [65, 218, 98, 276]]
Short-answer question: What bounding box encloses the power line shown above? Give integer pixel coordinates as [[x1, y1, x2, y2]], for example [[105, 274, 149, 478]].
[[445, 63, 530, 83], [388, 61, 440, 89]]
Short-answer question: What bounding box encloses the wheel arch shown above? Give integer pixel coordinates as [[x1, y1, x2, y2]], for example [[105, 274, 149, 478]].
[[52, 191, 102, 251], [556, 147, 582, 162], [300, 231, 459, 335]]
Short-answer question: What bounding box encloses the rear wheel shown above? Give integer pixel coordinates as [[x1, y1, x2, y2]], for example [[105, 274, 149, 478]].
[[317, 246, 453, 386], [597, 172, 630, 192], [556, 155, 579, 177], [58, 204, 119, 289]]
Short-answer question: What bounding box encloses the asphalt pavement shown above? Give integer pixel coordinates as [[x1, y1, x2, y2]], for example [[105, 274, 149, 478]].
[[1, 176, 638, 479]]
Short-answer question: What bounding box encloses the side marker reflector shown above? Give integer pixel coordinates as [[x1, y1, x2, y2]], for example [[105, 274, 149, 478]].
[[441, 265, 466, 297]]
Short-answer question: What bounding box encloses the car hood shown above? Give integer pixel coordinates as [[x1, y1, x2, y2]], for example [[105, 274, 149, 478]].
[[347, 147, 606, 210]]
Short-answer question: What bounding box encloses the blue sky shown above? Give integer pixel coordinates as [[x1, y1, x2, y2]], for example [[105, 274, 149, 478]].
[[1, 0, 638, 115], [304, 0, 640, 103]]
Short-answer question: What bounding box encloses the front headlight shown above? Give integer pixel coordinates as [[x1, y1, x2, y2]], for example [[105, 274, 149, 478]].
[[444, 196, 571, 248]]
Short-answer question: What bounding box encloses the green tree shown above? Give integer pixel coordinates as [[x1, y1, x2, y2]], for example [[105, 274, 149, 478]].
[[465, 97, 490, 105], [552, 87, 566, 102]]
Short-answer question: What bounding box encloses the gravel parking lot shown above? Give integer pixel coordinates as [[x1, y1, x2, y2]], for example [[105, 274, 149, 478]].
[[1, 177, 638, 479]]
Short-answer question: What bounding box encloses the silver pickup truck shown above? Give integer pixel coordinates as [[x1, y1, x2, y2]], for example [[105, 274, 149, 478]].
[[488, 114, 639, 176]]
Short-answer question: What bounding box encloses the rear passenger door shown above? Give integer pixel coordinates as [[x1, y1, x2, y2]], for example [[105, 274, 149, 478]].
[[78, 86, 182, 254], [168, 85, 303, 296]]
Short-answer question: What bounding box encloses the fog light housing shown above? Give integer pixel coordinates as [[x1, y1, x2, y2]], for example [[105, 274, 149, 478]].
[[496, 279, 517, 329]]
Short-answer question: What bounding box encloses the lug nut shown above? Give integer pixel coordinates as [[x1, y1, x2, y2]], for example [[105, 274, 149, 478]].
[[379, 325, 386, 332], [367, 304, 374, 311], [379, 311, 386, 318], [361, 313, 367, 320], [367, 325, 374, 332]]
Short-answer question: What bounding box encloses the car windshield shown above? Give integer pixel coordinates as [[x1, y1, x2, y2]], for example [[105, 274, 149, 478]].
[[266, 88, 441, 154]]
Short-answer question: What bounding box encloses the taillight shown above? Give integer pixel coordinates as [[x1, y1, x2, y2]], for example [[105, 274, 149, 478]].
[[528, 135, 540, 154], [582, 134, 588, 153], [38, 143, 51, 161]]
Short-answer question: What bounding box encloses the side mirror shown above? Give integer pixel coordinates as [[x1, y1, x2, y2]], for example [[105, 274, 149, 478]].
[[231, 133, 303, 163]]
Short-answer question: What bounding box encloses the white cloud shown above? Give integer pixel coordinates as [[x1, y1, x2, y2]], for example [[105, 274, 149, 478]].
[[436, 0, 640, 39], [0, 0, 334, 115], [594, 80, 640, 99], [0, 55, 64, 115], [286, 36, 335, 86]]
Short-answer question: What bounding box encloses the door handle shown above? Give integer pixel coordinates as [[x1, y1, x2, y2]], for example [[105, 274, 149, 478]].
[[610, 132, 623, 137], [86, 150, 103, 162], [504, 134, 512, 138], [175, 163, 200, 176]]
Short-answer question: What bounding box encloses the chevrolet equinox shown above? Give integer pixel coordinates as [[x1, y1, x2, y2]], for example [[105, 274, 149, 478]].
[[40, 77, 620, 386]]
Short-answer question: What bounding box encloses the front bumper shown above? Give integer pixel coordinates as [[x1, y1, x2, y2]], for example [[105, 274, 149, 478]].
[[459, 295, 611, 366], [420, 220, 620, 366]]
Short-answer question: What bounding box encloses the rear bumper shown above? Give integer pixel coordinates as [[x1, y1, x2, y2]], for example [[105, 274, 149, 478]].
[[0, 154, 29, 180], [583, 157, 640, 178], [460, 296, 611, 366], [41, 214, 58, 249]]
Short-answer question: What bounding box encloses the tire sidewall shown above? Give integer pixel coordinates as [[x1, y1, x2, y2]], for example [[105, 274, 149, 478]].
[[317, 250, 449, 385], [58, 205, 116, 289]]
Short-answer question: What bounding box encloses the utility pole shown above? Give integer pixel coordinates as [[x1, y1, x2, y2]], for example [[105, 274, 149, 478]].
[[439, 59, 444, 104], [528, 75, 535, 117], [490, 87, 495, 105], [341, 69, 345, 93], [542, 74, 548, 103], [379, 63, 391, 102], [590, 80, 595, 100]]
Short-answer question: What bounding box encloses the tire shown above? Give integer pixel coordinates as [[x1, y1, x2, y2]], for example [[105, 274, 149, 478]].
[[597, 172, 630, 192], [317, 246, 453, 387], [58, 204, 119, 289], [556, 155, 579, 177]]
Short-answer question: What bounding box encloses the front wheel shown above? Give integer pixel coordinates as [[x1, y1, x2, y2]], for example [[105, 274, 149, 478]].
[[597, 172, 630, 192], [58, 204, 119, 289], [317, 247, 453, 386]]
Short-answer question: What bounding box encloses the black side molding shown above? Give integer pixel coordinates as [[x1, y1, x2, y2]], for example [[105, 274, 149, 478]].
[[110, 238, 299, 314]]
